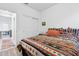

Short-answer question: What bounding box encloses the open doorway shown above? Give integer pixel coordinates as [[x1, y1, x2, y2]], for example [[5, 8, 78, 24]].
[[0, 9, 16, 54]]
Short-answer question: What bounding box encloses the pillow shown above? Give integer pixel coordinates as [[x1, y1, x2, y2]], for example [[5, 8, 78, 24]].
[[59, 30, 64, 34], [47, 30, 60, 37]]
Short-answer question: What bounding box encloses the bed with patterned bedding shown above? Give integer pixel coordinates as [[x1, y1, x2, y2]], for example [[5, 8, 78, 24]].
[[19, 33, 79, 56]]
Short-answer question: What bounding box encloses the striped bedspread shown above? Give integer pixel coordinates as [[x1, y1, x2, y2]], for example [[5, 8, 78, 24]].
[[21, 34, 79, 56]]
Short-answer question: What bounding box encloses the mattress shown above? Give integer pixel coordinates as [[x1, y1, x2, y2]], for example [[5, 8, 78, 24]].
[[20, 34, 79, 56]]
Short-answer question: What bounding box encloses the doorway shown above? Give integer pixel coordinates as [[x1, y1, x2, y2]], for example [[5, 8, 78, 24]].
[[0, 9, 16, 54]]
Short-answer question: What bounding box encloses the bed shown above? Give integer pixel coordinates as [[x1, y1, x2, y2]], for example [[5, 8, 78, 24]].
[[19, 28, 79, 56]]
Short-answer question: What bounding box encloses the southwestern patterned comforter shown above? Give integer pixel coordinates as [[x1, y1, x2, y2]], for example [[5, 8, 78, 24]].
[[20, 33, 79, 56]]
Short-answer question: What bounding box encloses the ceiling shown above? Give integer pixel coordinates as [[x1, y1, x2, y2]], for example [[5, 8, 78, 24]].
[[24, 3, 57, 11]]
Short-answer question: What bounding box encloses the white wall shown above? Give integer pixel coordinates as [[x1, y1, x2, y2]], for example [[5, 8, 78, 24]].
[[0, 3, 40, 43], [41, 3, 79, 32], [0, 16, 11, 31]]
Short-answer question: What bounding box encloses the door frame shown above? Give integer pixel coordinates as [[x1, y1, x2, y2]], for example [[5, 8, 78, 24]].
[[0, 9, 16, 49]]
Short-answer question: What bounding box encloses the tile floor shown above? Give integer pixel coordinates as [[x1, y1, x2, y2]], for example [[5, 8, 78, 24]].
[[0, 39, 19, 56], [0, 48, 17, 56]]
